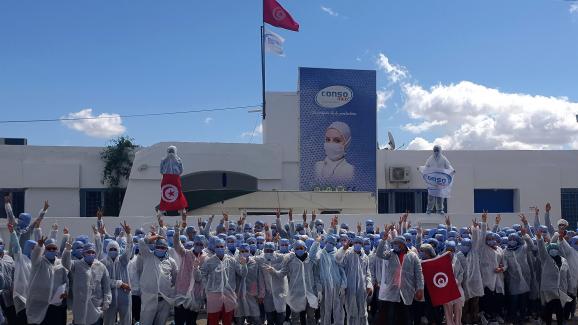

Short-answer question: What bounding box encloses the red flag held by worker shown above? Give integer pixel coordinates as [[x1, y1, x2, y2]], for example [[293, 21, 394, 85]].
[[159, 174, 188, 211], [421, 252, 461, 306], [264, 0, 300, 32]]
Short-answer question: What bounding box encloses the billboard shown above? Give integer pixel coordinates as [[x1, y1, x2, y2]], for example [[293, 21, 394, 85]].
[[299, 67, 376, 192]]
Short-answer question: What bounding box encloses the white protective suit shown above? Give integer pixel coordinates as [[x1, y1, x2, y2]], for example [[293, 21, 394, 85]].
[[479, 223, 505, 294], [136, 238, 177, 325], [101, 240, 133, 325], [200, 253, 247, 314], [62, 249, 112, 325], [536, 239, 572, 306], [255, 252, 289, 314], [336, 247, 373, 325], [25, 244, 68, 324]]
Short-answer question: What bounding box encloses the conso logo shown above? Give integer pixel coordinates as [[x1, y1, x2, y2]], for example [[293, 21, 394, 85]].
[[422, 172, 453, 187], [315, 85, 353, 108]]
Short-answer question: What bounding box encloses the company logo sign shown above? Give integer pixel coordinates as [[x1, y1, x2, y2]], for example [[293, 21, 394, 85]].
[[315, 85, 353, 108], [422, 171, 453, 187]]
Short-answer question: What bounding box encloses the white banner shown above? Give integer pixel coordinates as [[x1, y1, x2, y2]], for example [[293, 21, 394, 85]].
[[419, 166, 455, 198], [264, 29, 285, 56]]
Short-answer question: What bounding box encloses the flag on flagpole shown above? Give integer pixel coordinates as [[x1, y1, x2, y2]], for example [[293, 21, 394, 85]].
[[264, 0, 300, 32], [420, 252, 462, 306], [264, 29, 285, 56]]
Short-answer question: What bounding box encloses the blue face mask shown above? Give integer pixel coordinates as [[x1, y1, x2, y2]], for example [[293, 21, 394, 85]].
[[249, 245, 257, 254], [353, 244, 362, 252], [257, 243, 264, 250], [265, 252, 274, 260], [324, 243, 334, 252], [108, 251, 119, 259], [392, 244, 402, 253], [84, 254, 95, 264], [154, 249, 167, 258], [549, 249, 560, 257], [279, 246, 289, 254], [215, 247, 225, 257], [419, 251, 427, 260], [44, 251, 58, 261], [0, 245, 4, 254], [295, 249, 305, 257], [364, 244, 372, 252], [366, 226, 374, 233], [227, 244, 236, 253], [240, 252, 250, 258]]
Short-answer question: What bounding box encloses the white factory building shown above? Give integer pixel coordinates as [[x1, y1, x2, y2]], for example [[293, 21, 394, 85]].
[[1, 91, 578, 230]]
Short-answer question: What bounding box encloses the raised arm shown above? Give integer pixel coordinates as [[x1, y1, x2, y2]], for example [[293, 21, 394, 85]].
[[201, 215, 214, 237], [543, 203, 555, 236], [4, 196, 16, 225]]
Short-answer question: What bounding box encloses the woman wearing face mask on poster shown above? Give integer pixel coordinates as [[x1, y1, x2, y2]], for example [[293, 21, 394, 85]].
[[315, 121, 355, 184]]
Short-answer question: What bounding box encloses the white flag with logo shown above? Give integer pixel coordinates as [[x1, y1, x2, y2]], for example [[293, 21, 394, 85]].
[[264, 29, 285, 56]]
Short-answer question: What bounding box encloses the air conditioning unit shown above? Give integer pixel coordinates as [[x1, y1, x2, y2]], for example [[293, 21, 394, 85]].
[[389, 166, 410, 183]]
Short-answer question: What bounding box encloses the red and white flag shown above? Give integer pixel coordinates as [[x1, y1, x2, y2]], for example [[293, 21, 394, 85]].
[[264, 0, 299, 32], [421, 252, 461, 306], [159, 174, 188, 211]]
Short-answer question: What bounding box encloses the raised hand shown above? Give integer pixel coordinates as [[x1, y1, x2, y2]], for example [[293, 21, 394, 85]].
[[302, 210, 307, 223], [288, 209, 293, 222], [536, 229, 542, 240], [445, 215, 451, 227], [38, 235, 48, 247], [43, 200, 50, 211], [197, 217, 203, 228], [311, 210, 317, 221], [7, 223, 14, 233], [52, 223, 59, 231], [545, 203, 551, 213], [275, 208, 281, 220], [3, 195, 11, 204], [91, 224, 98, 235], [495, 214, 501, 225], [96, 207, 103, 220], [121, 221, 132, 235], [357, 222, 362, 233], [63, 227, 69, 235], [481, 210, 488, 223], [519, 214, 528, 225]]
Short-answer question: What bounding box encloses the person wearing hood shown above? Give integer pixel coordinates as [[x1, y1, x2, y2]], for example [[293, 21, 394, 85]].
[[101, 222, 133, 325], [455, 219, 484, 325], [136, 235, 177, 325], [502, 231, 531, 324], [200, 238, 248, 325], [4, 196, 49, 250], [0, 235, 16, 325], [234, 243, 264, 325], [127, 236, 142, 325], [173, 219, 207, 325], [336, 236, 373, 325], [375, 231, 424, 324], [479, 213, 505, 324], [160, 145, 183, 175], [255, 242, 289, 325], [265, 240, 319, 325], [62, 242, 112, 325], [308, 235, 347, 325], [442, 241, 465, 325], [26, 236, 68, 325], [8, 222, 36, 324], [535, 230, 572, 325], [423, 145, 454, 214], [554, 228, 578, 321], [314, 121, 355, 183]]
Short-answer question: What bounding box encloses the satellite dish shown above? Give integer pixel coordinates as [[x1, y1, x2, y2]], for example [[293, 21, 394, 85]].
[[388, 131, 396, 150]]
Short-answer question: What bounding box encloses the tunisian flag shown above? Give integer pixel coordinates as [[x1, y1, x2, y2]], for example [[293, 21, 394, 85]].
[[421, 252, 461, 306], [159, 174, 188, 211], [264, 0, 300, 32]]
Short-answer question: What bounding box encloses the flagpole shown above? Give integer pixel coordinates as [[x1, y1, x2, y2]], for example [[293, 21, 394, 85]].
[[261, 1, 266, 120]]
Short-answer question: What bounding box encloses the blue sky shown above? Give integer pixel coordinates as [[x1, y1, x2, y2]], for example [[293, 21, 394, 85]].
[[1, 0, 578, 149]]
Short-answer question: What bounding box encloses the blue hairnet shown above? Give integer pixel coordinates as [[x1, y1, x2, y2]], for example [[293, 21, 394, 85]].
[[23, 240, 37, 256]]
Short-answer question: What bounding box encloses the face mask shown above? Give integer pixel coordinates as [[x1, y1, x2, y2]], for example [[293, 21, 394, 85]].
[[295, 249, 305, 257], [366, 226, 374, 233], [392, 244, 402, 253], [45, 251, 57, 261], [215, 248, 225, 257], [240, 252, 250, 258], [336, 242, 342, 249], [257, 243, 264, 250], [364, 244, 372, 252], [486, 240, 497, 248], [549, 249, 560, 257], [325, 243, 335, 252], [0, 245, 4, 254], [507, 240, 518, 248], [134, 247, 139, 255], [458, 245, 470, 255], [249, 245, 257, 254], [316, 225, 324, 232], [419, 252, 427, 260], [227, 244, 236, 253], [265, 253, 274, 260], [154, 249, 167, 258], [353, 244, 362, 252], [194, 245, 203, 254], [279, 246, 289, 254], [108, 251, 119, 259], [84, 254, 96, 264], [324, 142, 345, 161]]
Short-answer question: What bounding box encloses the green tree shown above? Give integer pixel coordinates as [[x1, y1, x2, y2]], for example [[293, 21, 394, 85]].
[[100, 136, 138, 215]]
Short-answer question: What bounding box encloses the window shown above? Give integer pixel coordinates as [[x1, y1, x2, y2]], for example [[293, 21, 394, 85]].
[[561, 189, 578, 228], [0, 190, 25, 219], [474, 189, 515, 213], [378, 189, 441, 214], [80, 189, 125, 217]]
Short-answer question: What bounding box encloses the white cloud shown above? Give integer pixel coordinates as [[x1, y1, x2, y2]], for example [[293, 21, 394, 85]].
[[402, 120, 447, 134], [402, 81, 578, 150], [204, 117, 213, 124], [61, 108, 126, 139], [377, 89, 394, 111], [570, 3, 578, 13], [376, 53, 409, 83], [241, 123, 263, 138], [320, 5, 339, 17]]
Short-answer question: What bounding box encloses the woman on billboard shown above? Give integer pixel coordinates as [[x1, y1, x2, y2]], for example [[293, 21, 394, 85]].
[[315, 121, 355, 183]]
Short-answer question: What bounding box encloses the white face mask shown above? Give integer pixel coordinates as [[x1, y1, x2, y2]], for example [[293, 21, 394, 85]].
[[324, 142, 345, 161]]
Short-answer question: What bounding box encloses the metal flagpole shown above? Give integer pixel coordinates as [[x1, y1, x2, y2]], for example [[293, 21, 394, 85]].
[[261, 1, 266, 119]]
